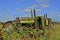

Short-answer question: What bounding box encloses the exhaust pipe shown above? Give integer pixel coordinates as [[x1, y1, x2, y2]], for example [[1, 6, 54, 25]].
[[44, 14, 47, 19], [31, 10, 33, 18], [34, 9, 36, 18]]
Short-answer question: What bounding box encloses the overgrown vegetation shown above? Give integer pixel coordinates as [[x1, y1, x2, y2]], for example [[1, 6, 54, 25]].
[[0, 23, 60, 40]]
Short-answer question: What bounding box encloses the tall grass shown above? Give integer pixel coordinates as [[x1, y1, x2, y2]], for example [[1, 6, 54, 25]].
[[1, 24, 60, 40]]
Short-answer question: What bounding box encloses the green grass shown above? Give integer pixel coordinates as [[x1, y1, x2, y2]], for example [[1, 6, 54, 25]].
[[1, 24, 60, 40]]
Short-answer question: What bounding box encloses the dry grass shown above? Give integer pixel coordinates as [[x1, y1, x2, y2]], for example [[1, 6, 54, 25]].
[[0, 23, 60, 40]]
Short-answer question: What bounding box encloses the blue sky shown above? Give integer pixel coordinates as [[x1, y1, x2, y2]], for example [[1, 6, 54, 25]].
[[0, 0, 60, 22]]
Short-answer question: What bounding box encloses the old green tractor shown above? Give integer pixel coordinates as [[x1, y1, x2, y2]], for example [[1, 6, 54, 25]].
[[15, 9, 52, 30], [20, 16, 44, 29]]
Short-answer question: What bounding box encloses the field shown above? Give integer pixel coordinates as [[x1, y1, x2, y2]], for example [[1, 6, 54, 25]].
[[0, 23, 60, 40]]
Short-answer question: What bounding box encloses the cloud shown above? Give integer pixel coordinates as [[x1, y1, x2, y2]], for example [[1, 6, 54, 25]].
[[16, 0, 19, 3], [21, 0, 25, 1], [6, 10, 11, 14], [36, 0, 45, 2], [18, 4, 42, 13], [18, 0, 50, 13], [19, 9, 31, 12], [36, 0, 49, 3], [40, 4, 50, 8], [29, 4, 37, 9], [36, 9, 42, 12], [25, 9, 31, 12], [47, 11, 60, 15], [16, 8, 20, 11], [18, 4, 37, 12], [16, 0, 25, 3]]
